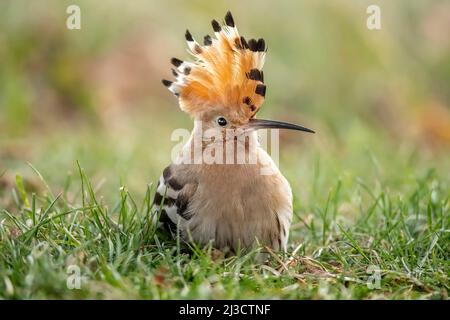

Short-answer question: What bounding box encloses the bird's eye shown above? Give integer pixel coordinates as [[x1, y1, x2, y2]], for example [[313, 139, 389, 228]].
[[217, 117, 228, 127]]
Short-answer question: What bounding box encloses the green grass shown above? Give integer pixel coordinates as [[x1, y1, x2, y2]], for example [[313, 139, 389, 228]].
[[0, 0, 449, 300], [0, 158, 448, 299]]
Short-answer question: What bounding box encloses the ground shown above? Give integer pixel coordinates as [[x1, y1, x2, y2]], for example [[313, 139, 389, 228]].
[[0, 111, 448, 299]]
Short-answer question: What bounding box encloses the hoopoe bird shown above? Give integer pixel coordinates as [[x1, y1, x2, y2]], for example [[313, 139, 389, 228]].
[[156, 11, 314, 253]]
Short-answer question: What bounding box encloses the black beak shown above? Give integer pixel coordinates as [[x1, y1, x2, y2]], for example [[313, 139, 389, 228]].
[[247, 118, 315, 134]]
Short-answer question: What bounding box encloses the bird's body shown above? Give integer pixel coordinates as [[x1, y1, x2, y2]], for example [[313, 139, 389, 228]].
[[153, 126, 292, 252], [156, 11, 313, 253]]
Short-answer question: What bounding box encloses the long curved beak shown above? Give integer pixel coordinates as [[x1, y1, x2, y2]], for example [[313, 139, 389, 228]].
[[247, 118, 315, 134]]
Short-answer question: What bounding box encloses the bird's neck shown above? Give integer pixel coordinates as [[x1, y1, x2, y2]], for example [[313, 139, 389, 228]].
[[177, 121, 261, 165]]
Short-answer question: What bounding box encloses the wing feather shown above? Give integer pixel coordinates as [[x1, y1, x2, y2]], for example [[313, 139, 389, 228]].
[[152, 165, 198, 235]]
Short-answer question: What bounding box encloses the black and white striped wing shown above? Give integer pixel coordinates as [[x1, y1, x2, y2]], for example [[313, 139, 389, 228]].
[[152, 165, 197, 234]]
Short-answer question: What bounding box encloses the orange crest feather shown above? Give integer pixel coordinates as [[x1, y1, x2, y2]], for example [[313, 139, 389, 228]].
[[162, 11, 267, 119]]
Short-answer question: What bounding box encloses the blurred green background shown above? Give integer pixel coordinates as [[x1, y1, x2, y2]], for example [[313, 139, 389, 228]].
[[1, 0, 449, 209]]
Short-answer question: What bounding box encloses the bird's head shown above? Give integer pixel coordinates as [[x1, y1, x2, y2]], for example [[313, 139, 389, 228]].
[[162, 11, 314, 135]]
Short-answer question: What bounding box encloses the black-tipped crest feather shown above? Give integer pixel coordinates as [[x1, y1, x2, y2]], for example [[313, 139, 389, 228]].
[[224, 11, 235, 27], [185, 29, 194, 42], [211, 19, 221, 32], [203, 35, 212, 46], [162, 79, 172, 87], [171, 57, 183, 67]]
